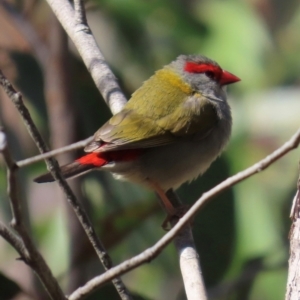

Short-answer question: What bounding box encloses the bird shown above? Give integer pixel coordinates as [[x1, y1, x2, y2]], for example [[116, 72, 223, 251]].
[[34, 54, 240, 224]]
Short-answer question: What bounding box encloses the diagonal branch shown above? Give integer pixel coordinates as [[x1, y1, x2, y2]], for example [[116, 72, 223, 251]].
[[46, 0, 127, 115], [0, 128, 66, 300], [0, 69, 131, 300], [0, 221, 27, 259], [68, 128, 300, 300], [16, 137, 93, 167], [42, 10, 130, 297]]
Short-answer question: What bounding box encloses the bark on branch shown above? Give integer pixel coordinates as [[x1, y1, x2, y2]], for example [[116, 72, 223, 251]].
[[0, 128, 66, 300], [285, 167, 300, 300]]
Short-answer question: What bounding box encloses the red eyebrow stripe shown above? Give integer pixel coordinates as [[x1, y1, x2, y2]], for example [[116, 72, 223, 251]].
[[184, 62, 221, 76]]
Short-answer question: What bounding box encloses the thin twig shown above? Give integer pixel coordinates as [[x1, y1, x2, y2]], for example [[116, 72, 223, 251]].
[[0, 128, 66, 300], [69, 128, 300, 300], [0, 221, 27, 259], [16, 137, 93, 167], [0, 69, 130, 299]]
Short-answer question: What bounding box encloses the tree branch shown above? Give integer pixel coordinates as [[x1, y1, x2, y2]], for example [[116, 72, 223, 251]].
[[16, 137, 93, 167], [0, 69, 131, 300], [0, 128, 66, 300], [285, 164, 300, 300], [69, 128, 300, 300], [46, 0, 127, 114], [0, 221, 27, 259], [173, 225, 207, 300], [167, 190, 207, 300]]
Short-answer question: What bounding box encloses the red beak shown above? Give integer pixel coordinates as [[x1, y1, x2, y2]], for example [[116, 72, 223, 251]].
[[220, 70, 240, 85]]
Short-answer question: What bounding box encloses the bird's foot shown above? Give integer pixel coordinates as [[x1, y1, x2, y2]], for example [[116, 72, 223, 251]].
[[161, 205, 190, 231]]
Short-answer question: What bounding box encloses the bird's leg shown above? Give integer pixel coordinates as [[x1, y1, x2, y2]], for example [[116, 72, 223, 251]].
[[165, 189, 191, 227], [148, 180, 187, 230], [150, 181, 177, 215]]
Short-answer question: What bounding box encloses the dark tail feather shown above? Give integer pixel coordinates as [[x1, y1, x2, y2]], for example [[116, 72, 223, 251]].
[[34, 162, 95, 183]]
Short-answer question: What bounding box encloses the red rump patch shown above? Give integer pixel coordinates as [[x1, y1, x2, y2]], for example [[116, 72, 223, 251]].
[[76, 149, 143, 167], [184, 62, 222, 79], [77, 153, 107, 167]]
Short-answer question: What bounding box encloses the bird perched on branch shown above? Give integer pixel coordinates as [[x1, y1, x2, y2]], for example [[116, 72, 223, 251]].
[[35, 54, 240, 225]]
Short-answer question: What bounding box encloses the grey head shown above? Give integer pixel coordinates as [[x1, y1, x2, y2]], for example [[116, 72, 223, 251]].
[[169, 54, 240, 104]]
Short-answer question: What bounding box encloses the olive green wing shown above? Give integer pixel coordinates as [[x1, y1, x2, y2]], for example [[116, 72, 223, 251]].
[[85, 109, 176, 152], [85, 68, 219, 152], [85, 94, 218, 152]]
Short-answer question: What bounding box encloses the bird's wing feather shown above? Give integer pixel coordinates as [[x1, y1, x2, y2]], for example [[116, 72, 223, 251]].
[[86, 109, 176, 151], [85, 69, 219, 152]]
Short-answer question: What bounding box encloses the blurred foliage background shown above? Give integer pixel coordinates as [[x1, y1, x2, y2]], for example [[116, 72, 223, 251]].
[[0, 0, 299, 299]]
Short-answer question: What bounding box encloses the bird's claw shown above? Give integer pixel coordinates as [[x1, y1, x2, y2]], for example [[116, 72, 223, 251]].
[[161, 205, 190, 231]]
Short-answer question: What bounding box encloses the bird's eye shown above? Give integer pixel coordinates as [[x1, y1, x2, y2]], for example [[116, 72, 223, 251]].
[[205, 71, 215, 80]]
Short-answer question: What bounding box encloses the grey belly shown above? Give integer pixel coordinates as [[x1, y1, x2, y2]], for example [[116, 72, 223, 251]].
[[105, 121, 231, 191], [140, 128, 229, 189]]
